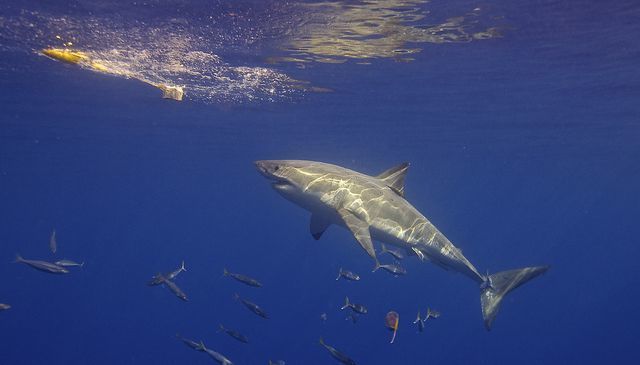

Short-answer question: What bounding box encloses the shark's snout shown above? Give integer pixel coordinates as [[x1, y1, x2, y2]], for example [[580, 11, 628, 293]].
[[254, 160, 282, 180]]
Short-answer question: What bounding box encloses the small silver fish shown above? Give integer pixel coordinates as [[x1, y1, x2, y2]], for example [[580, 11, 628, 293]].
[[0, 303, 10, 311], [176, 334, 205, 351], [148, 261, 186, 286], [336, 268, 360, 281], [49, 229, 57, 254], [223, 268, 262, 287], [14, 254, 68, 274], [159, 275, 188, 301], [218, 324, 249, 343], [202, 342, 234, 365], [373, 262, 407, 276], [166, 260, 186, 280], [380, 243, 404, 261], [319, 337, 357, 365], [413, 307, 440, 332], [234, 293, 269, 319], [54, 259, 84, 268], [341, 296, 367, 314], [345, 312, 358, 324]]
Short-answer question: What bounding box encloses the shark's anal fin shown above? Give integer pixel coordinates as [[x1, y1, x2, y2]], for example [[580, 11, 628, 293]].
[[337, 208, 377, 263], [310, 214, 331, 240], [376, 162, 409, 197]]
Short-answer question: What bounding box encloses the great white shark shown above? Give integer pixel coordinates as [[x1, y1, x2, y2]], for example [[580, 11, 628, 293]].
[[255, 160, 548, 330]]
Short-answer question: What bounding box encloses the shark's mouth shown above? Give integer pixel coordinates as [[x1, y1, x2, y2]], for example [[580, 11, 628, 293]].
[[272, 180, 292, 189]]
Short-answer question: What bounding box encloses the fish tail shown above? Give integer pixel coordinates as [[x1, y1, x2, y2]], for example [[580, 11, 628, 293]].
[[181, 260, 186, 272], [319, 337, 325, 346], [480, 266, 549, 330], [336, 268, 342, 281], [223, 268, 229, 276], [413, 311, 421, 324], [372, 262, 381, 273], [13, 254, 23, 263], [233, 293, 240, 301], [341, 296, 350, 310], [218, 324, 225, 333], [80, 261, 85, 267]]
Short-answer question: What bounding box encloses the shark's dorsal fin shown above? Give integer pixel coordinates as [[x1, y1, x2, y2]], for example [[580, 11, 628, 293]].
[[337, 208, 377, 264], [310, 214, 331, 240], [376, 162, 409, 197]]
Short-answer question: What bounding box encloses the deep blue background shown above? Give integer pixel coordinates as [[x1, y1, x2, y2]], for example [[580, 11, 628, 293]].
[[1, 1, 639, 364]]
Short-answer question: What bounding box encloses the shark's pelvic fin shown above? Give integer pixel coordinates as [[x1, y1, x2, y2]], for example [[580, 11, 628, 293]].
[[337, 208, 377, 263], [376, 162, 409, 197], [480, 266, 549, 330], [310, 214, 331, 240]]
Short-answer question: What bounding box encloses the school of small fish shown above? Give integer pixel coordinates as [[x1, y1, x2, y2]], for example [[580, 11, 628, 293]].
[[4, 230, 442, 365]]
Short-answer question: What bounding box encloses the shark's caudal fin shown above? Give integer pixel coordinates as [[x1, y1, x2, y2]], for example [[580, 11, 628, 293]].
[[480, 266, 549, 330], [336, 268, 342, 281]]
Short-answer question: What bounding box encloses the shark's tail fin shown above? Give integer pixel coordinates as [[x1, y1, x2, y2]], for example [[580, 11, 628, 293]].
[[14, 254, 23, 263], [341, 296, 350, 310], [480, 266, 549, 330], [336, 268, 342, 281], [180, 260, 186, 272]]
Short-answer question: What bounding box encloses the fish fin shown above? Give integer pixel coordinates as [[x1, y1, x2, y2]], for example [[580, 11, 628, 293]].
[[341, 296, 350, 310], [481, 266, 549, 330], [310, 214, 331, 240], [410, 247, 425, 261], [336, 268, 342, 281], [376, 162, 409, 197], [337, 208, 377, 264]]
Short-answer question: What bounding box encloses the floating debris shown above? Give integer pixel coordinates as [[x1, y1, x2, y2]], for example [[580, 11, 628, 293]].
[[385, 311, 399, 343]]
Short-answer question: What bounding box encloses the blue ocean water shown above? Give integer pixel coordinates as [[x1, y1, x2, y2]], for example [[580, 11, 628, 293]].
[[1, 1, 639, 364]]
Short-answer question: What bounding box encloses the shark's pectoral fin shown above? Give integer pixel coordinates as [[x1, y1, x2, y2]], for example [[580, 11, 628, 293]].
[[310, 214, 331, 240], [376, 162, 409, 197], [337, 208, 377, 263]]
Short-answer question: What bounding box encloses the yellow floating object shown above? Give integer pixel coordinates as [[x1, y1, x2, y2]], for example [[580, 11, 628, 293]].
[[41, 48, 184, 101], [42, 48, 88, 65]]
